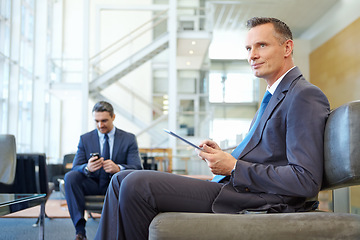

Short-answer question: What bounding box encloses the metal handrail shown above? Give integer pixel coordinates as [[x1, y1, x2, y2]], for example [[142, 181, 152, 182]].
[[89, 9, 168, 66]]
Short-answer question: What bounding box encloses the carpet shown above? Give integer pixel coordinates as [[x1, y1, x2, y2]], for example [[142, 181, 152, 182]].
[[0, 218, 100, 240]]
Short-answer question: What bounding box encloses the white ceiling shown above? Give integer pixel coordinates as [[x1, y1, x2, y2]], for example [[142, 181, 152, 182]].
[[176, 0, 341, 69], [209, 0, 340, 37]]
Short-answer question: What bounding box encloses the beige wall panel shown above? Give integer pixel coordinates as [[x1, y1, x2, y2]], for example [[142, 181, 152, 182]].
[[310, 17, 360, 109]]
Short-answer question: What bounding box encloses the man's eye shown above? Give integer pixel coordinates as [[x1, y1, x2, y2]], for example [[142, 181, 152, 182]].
[[260, 44, 266, 48], [246, 47, 251, 52]]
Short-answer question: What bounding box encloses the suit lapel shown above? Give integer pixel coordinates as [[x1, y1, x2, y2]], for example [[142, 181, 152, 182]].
[[238, 67, 302, 159], [112, 128, 121, 162], [90, 129, 101, 156]]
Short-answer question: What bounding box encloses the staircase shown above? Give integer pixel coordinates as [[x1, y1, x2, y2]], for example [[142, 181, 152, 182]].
[[85, 6, 211, 147], [89, 33, 169, 94]]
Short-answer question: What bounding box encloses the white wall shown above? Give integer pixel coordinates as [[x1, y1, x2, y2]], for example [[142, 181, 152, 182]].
[[301, 0, 360, 52], [293, 39, 311, 81]]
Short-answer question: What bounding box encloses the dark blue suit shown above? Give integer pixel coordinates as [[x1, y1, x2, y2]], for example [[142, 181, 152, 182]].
[[65, 127, 142, 234]]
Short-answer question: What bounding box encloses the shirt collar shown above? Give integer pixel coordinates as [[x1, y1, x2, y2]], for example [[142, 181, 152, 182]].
[[267, 66, 296, 95], [97, 126, 116, 139]]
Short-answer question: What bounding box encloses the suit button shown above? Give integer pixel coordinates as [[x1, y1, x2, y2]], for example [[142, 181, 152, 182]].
[[245, 187, 250, 192]]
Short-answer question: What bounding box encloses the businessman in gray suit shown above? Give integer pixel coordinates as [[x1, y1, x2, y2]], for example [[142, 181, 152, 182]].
[[95, 17, 330, 240], [65, 101, 142, 240]]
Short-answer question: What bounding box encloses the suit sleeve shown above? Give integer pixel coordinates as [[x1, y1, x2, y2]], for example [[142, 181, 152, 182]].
[[71, 136, 88, 173], [232, 85, 330, 198], [120, 134, 143, 170]]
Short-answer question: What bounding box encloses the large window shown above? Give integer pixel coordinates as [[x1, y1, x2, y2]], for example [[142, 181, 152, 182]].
[[17, 1, 35, 151], [208, 69, 259, 148], [0, 0, 35, 152], [0, 0, 11, 133], [209, 72, 256, 103]]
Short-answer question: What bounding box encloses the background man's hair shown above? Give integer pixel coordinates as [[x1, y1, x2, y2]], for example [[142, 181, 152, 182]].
[[246, 17, 293, 43], [92, 101, 114, 117]]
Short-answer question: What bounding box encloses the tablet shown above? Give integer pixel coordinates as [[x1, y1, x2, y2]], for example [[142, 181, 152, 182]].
[[163, 129, 203, 151]]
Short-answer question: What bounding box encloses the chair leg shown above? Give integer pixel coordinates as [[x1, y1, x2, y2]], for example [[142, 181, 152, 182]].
[[35, 202, 45, 240], [88, 212, 96, 220], [33, 213, 50, 227]]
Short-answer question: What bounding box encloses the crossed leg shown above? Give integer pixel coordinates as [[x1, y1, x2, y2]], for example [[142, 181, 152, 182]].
[[94, 170, 222, 240]]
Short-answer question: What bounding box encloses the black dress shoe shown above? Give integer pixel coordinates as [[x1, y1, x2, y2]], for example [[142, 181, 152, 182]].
[[75, 233, 87, 240]]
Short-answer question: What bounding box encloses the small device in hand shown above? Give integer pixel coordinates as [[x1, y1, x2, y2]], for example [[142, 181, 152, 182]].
[[90, 152, 100, 160]]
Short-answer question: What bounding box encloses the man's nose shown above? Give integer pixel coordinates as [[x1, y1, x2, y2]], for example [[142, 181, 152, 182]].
[[248, 49, 258, 61]]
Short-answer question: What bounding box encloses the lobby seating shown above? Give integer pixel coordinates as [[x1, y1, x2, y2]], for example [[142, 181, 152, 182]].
[[0, 134, 17, 185], [149, 101, 360, 239], [48, 153, 75, 191], [0, 144, 49, 240]]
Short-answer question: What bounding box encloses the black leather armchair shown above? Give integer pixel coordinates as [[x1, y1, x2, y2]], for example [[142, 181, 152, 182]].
[[47, 153, 75, 191], [149, 101, 360, 239]]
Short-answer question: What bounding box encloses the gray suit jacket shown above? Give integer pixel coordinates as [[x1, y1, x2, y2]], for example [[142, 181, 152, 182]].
[[213, 67, 330, 213]]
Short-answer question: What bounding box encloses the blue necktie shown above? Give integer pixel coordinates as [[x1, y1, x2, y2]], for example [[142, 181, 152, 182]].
[[212, 91, 272, 182], [102, 134, 110, 160], [99, 134, 110, 190]]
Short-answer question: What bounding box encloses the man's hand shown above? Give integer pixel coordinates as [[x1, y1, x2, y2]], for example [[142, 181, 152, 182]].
[[197, 140, 237, 176], [87, 156, 104, 172], [103, 160, 121, 174]]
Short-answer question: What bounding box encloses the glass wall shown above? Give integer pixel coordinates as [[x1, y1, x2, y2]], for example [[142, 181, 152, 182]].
[[0, 0, 36, 152], [0, 0, 11, 133]]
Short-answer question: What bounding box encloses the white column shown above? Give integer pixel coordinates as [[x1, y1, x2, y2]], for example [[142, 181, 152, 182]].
[[82, 0, 90, 133], [8, 0, 21, 136], [168, 0, 178, 171], [31, 0, 48, 152]]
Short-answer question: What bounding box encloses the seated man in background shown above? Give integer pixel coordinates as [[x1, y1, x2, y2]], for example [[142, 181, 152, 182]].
[[65, 101, 143, 240], [94, 17, 330, 240]]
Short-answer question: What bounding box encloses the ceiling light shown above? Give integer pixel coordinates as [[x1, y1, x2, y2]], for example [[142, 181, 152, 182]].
[[191, 41, 196, 45], [186, 61, 191, 66], [189, 50, 194, 55]]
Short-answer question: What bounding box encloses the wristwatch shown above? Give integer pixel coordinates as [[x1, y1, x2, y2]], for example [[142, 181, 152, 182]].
[[84, 165, 91, 176]]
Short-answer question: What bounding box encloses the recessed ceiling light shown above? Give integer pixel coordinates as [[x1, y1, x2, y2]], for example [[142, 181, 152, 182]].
[[189, 50, 194, 55], [186, 61, 191, 66], [191, 41, 196, 45]]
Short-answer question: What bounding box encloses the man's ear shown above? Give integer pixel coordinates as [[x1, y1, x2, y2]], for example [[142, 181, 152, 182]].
[[284, 39, 294, 57], [112, 113, 116, 121]]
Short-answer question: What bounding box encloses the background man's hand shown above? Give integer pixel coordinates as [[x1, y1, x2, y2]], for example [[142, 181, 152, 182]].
[[87, 156, 104, 172], [103, 160, 121, 174]]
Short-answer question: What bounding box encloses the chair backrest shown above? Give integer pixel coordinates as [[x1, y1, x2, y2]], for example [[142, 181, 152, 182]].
[[0, 134, 17, 185], [322, 100, 360, 190], [0, 153, 49, 195], [63, 153, 75, 173]]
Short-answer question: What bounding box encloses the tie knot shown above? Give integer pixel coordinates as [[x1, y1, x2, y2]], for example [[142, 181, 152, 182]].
[[262, 91, 272, 104], [104, 134, 109, 140]]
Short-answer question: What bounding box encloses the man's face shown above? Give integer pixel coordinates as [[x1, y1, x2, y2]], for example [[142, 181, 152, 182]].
[[93, 111, 115, 134], [245, 23, 291, 84]]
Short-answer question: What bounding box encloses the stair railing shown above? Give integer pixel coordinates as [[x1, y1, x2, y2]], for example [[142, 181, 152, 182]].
[[89, 9, 169, 79]]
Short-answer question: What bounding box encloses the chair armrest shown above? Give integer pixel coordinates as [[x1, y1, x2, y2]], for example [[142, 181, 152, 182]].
[[149, 212, 360, 240]]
